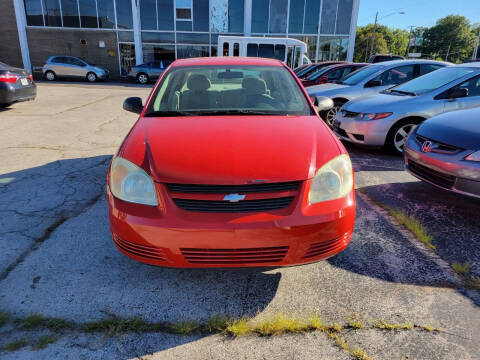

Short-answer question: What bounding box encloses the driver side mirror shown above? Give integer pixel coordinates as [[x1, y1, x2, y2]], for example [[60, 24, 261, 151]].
[[365, 79, 383, 88], [123, 97, 143, 114], [313, 96, 334, 112], [318, 75, 329, 84], [449, 88, 468, 100]]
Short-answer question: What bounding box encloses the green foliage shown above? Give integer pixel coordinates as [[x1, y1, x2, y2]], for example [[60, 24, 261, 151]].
[[354, 24, 408, 62], [3, 339, 29, 351], [0, 312, 9, 328], [32, 335, 59, 350]]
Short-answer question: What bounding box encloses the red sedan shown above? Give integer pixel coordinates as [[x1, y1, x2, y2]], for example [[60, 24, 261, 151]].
[[301, 63, 369, 87], [108, 57, 355, 268]]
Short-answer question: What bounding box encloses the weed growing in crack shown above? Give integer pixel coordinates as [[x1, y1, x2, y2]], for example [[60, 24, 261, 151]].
[[2, 339, 29, 352], [389, 209, 435, 250], [451, 261, 470, 275], [32, 335, 59, 350], [0, 312, 8, 328]]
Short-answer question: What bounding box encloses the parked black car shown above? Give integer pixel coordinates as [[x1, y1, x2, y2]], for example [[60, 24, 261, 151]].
[[0, 61, 36, 107], [127, 61, 172, 84], [367, 54, 404, 63]]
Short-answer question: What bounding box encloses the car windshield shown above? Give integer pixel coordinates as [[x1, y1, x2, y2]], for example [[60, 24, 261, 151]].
[[145, 65, 313, 116], [295, 65, 316, 77], [389, 67, 476, 95], [306, 67, 330, 81], [340, 65, 381, 85]]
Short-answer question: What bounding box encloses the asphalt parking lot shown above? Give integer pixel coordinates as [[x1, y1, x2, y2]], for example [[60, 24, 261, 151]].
[[0, 82, 479, 360]]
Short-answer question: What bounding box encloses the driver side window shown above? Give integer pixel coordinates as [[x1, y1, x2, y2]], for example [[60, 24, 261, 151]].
[[455, 76, 480, 97], [373, 65, 415, 86]]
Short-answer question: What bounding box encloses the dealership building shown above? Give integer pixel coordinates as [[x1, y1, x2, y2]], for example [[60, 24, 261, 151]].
[[1, 0, 359, 78]]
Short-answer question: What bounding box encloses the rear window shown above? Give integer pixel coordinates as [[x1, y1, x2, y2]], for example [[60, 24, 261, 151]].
[[145, 65, 313, 116]]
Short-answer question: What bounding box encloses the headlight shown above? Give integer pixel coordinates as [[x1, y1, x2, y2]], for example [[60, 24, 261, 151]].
[[109, 157, 158, 206], [309, 154, 353, 204], [360, 112, 392, 120], [465, 150, 480, 162]]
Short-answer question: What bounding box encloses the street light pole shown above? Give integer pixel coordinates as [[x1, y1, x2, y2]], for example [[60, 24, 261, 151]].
[[473, 28, 480, 60], [369, 12, 378, 58]]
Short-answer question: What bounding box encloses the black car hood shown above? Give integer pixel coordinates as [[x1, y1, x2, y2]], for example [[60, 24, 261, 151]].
[[417, 108, 480, 150]]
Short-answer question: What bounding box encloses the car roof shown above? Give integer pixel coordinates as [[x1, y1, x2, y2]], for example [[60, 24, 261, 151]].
[[454, 62, 480, 68], [172, 57, 284, 67], [372, 59, 450, 67]]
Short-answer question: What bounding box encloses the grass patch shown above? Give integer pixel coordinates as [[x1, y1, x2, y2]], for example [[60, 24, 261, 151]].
[[83, 317, 149, 336], [22, 314, 44, 329], [374, 319, 414, 331], [225, 318, 252, 336], [2, 339, 29, 352], [348, 319, 364, 329], [331, 333, 373, 360], [451, 261, 470, 275], [351, 347, 373, 360], [169, 320, 200, 336], [32, 335, 59, 350], [255, 314, 306, 336], [422, 325, 443, 332], [201, 315, 230, 333], [0, 312, 8, 328], [389, 209, 435, 250], [20, 314, 73, 331]]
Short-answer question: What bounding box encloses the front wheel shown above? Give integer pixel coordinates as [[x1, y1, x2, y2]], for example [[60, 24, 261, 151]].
[[137, 73, 149, 84], [45, 71, 56, 81], [386, 120, 421, 155], [86, 72, 97, 82], [322, 101, 345, 128]]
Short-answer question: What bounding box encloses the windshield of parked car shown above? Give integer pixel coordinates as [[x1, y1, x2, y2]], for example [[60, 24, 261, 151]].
[[145, 65, 313, 116], [340, 65, 381, 85], [389, 67, 476, 95], [295, 65, 316, 78]]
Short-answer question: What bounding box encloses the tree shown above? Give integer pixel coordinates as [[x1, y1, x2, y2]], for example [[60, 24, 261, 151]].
[[354, 24, 408, 62], [422, 15, 476, 63]]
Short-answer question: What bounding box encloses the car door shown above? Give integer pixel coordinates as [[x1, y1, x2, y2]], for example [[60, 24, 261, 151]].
[[149, 62, 163, 79], [66, 57, 88, 77], [51, 57, 69, 76], [442, 75, 480, 113]]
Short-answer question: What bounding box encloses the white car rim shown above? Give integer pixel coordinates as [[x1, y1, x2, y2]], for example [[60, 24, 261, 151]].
[[326, 106, 340, 126], [46, 72, 54, 80], [88, 73, 96, 82], [394, 124, 417, 153], [139, 75, 148, 84]]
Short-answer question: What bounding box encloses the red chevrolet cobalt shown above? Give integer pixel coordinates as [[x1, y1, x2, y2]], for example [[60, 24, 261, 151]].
[[108, 57, 355, 268]]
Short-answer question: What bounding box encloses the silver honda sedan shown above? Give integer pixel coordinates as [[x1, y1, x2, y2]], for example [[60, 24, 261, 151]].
[[43, 56, 109, 82], [332, 63, 480, 154], [404, 107, 480, 199], [306, 59, 449, 125]]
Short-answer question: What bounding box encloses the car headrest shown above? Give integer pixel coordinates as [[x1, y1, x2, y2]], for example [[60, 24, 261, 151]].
[[242, 77, 267, 95], [187, 74, 211, 91]]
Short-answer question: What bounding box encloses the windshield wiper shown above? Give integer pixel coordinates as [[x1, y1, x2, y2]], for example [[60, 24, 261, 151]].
[[193, 109, 284, 116], [145, 110, 196, 117], [387, 89, 417, 96]]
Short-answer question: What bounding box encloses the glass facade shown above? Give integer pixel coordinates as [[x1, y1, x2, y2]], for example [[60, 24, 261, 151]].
[[23, 0, 356, 74]]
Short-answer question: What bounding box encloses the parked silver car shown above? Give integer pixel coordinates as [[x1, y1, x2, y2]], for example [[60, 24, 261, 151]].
[[332, 63, 480, 154], [404, 107, 480, 199], [307, 59, 449, 125], [43, 56, 109, 82], [127, 61, 171, 84]]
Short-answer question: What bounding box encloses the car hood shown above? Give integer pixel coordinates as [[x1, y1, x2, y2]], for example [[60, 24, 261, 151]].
[[343, 92, 417, 112], [306, 83, 350, 96], [119, 115, 341, 184], [416, 108, 480, 150]]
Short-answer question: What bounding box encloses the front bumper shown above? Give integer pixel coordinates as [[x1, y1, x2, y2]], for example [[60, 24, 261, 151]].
[[0, 82, 36, 105], [332, 112, 397, 147], [107, 181, 355, 268], [404, 135, 480, 199]]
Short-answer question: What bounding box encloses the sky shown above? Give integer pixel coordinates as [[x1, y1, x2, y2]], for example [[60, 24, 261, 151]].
[[357, 0, 480, 30]]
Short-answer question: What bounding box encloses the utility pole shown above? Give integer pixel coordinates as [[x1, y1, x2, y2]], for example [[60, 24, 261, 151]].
[[445, 42, 451, 62], [473, 28, 480, 60], [406, 26, 414, 57], [369, 12, 378, 58]]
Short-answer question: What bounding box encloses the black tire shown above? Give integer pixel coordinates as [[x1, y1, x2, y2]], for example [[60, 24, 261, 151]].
[[86, 72, 97, 82], [321, 100, 346, 128], [385, 118, 422, 155], [45, 70, 56, 81], [137, 73, 149, 84]]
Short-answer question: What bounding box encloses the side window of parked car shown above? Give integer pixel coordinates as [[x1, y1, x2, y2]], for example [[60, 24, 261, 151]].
[[69, 58, 85, 67], [52, 57, 66, 64], [455, 75, 480, 97], [419, 64, 443, 76], [373, 65, 415, 86], [327, 68, 344, 80]]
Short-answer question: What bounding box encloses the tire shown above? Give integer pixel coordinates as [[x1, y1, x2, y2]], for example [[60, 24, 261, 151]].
[[45, 71, 56, 81], [86, 72, 97, 82], [137, 73, 149, 84], [321, 100, 346, 128], [385, 119, 422, 155]]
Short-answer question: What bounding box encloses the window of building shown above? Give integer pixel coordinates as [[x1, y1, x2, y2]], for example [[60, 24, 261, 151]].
[[175, 0, 192, 20], [25, 0, 44, 26], [97, 0, 115, 28], [251, 0, 268, 33], [79, 0, 98, 28], [320, 0, 338, 34], [269, 0, 287, 33], [141, 0, 157, 30], [116, 0, 133, 29], [176, 20, 192, 30], [304, 0, 320, 34], [288, 0, 304, 34], [42, 0, 62, 26], [118, 31, 134, 42], [176, 33, 209, 44], [228, 0, 243, 33], [335, 0, 352, 34], [143, 44, 175, 63], [157, 0, 174, 30], [60, 0, 80, 27], [176, 45, 209, 58], [141, 32, 175, 43], [193, 0, 209, 31]]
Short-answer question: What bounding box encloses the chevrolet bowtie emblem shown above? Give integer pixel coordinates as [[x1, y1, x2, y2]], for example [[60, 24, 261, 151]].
[[223, 193, 246, 202]]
